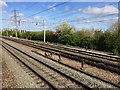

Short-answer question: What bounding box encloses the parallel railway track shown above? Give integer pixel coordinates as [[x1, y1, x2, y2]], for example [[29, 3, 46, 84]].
[[42, 43, 120, 62], [2, 43, 56, 89], [1, 40, 119, 89], [2, 36, 120, 74], [3, 36, 120, 62], [1, 41, 90, 89], [32, 50, 120, 88]]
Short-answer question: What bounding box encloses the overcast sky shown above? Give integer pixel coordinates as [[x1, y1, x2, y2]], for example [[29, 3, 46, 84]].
[[0, 1, 119, 31]]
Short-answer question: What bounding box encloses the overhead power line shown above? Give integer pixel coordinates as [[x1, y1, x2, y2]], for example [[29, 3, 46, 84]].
[[21, 2, 38, 13], [48, 2, 118, 21], [24, 2, 68, 19], [68, 12, 118, 23]]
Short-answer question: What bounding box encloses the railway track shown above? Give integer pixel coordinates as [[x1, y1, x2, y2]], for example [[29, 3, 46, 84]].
[[7, 36, 120, 63], [42, 43, 120, 62], [3, 36, 120, 63], [1, 41, 89, 89], [1, 40, 119, 89], [32, 50, 120, 88], [3, 37, 120, 74], [2, 43, 56, 89], [2, 47, 50, 88]]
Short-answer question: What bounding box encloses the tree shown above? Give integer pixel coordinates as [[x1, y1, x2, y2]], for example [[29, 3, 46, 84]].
[[80, 36, 95, 49], [76, 28, 95, 48], [55, 22, 77, 45], [46, 30, 56, 42], [56, 22, 75, 37], [59, 33, 78, 46], [110, 22, 120, 55]]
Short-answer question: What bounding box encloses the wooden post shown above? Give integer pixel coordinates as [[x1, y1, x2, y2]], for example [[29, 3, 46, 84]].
[[50, 52, 52, 57], [81, 60, 84, 68], [80, 59, 84, 70], [45, 52, 47, 57], [58, 53, 61, 61]]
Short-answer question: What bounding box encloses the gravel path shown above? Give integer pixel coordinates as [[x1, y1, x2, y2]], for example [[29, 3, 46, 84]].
[[2, 38, 120, 86]]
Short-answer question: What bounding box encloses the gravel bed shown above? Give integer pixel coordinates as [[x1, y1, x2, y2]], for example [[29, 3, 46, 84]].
[[2, 47, 44, 88], [4, 42, 82, 88], [50, 54, 120, 84], [37, 43, 119, 64], [3, 38, 119, 85], [2, 60, 18, 88], [3, 40, 118, 88], [24, 40, 118, 65]]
